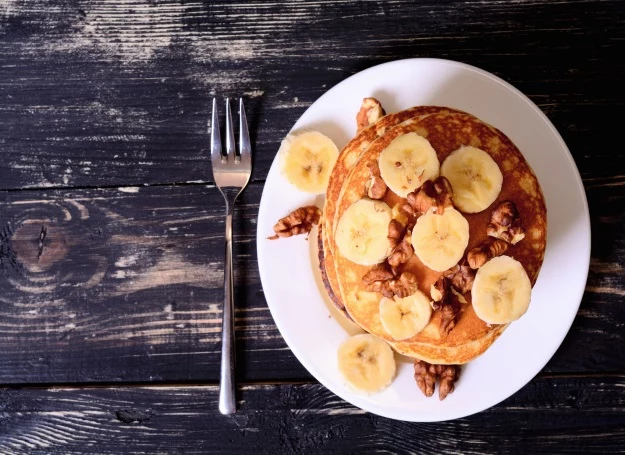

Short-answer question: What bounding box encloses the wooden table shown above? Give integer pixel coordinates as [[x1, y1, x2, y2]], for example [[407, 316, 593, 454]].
[[1, 0, 623, 453]]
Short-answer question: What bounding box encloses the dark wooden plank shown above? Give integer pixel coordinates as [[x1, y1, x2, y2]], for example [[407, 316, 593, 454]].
[[0, 0, 623, 189], [0, 182, 310, 383], [0, 177, 623, 383], [0, 376, 624, 454]]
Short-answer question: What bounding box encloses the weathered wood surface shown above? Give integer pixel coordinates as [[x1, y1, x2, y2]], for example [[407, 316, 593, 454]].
[[0, 180, 623, 384], [0, 183, 307, 383], [0, 378, 624, 454], [1, 0, 624, 448], [0, 0, 623, 189]]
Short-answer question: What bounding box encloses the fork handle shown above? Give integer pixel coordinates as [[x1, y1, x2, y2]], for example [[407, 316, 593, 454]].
[[219, 208, 236, 415]]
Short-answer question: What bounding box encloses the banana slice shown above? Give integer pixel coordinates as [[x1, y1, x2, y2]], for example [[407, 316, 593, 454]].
[[411, 207, 470, 272], [335, 199, 392, 265], [472, 255, 532, 324], [378, 132, 440, 197], [337, 334, 396, 394], [440, 145, 503, 213], [379, 291, 432, 340], [279, 130, 339, 193]]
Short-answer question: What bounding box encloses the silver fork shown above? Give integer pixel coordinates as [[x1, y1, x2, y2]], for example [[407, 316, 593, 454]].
[[210, 98, 252, 415]]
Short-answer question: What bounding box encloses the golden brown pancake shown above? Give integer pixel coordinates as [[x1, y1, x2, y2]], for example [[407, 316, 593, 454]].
[[327, 110, 547, 364]]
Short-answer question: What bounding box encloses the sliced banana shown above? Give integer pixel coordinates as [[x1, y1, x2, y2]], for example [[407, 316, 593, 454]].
[[379, 291, 432, 340], [472, 255, 532, 324], [378, 132, 440, 197], [279, 130, 339, 194], [337, 334, 396, 394], [411, 207, 470, 272], [440, 145, 503, 213], [335, 199, 392, 266]]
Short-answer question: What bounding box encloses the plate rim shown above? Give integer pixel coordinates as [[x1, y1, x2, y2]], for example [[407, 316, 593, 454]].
[[256, 57, 591, 421]]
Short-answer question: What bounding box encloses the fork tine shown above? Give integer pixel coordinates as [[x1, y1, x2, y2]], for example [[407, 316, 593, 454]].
[[225, 98, 236, 161], [239, 98, 251, 167], [211, 98, 224, 166]]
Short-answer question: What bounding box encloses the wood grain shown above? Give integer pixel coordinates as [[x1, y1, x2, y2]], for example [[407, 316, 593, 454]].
[[1, 0, 624, 446], [0, 179, 623, 383], [0, 0, 623, 189], [0, 377, 624, 454], [0, 183, 309, 383]]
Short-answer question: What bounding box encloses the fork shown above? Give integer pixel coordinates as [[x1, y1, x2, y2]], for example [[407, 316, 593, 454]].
[[211, 98, 252, 415]]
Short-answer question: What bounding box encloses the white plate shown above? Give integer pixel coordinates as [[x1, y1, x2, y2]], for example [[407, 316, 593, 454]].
[[256, 58, 590, 422]]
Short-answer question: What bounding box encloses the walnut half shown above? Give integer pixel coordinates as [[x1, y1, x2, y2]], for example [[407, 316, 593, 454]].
[[387, 219, 406, 249], [365, 161, 388, 200], [443, 263, 475, 294], [467, 238, 509, 269], [405, 176, 454, 215], [387, 233, 413, 268], [356, 97, 386, 132], [487, 200, 525, 244], [414, 360, 461, 400], [268, 206, 322, 240], [430, 276, 462, 335]]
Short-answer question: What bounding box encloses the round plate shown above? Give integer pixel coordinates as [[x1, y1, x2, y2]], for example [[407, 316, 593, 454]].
[[256, 58, 590, 421]]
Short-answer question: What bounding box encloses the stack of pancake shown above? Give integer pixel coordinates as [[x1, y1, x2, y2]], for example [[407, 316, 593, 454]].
[[318, 103, 547, 365]]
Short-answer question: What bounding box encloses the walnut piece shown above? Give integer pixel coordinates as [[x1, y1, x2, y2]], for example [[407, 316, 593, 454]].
[[405, 176, 454, 215], [356, 97, 386, 132], [487, 200, 525, 244], [362, 263, 394, 285], [365, 161, 388, 200], [437, 364, 461, 400], [268, 206, 322, 240], [414, 360, 461, 400], [430, 276, 461, 334], [430, 276, 450, 309], [389, 272, 418, 298], [362, 263, 395, 298], [387, 233, 413, 268], [467, 238, 510, 269], [443, 263, 476, 294], [439, 296, 461, 334], [387, 219, 406, 249], [414, 360, 437, 397]]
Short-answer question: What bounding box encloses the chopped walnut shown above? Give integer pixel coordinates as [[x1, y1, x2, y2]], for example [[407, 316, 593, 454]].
[[443, 263, 476, 294], [487, 200, 525, 244], [365, 161, 387, 200], [268, 206, 322, 239], [362, 263, 395, 298], [467, 238, 510, 269], [387, 219, 406, 249], [398, 204, 417, 230], [387, 234, 413, 268], [430, 276, 450, 309], [430, 276, 461, 334], [362, 263, 394, 285], [389, 272, 418, 298], [405, 176, 454, 215], [440, 297, 462, 334], [356, 97, 386, 132], [414, 360, 461, 400]]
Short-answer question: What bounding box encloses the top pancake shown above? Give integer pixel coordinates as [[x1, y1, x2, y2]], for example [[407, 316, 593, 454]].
[[328, 111, 547, 363], [321, 106, 464, 311]]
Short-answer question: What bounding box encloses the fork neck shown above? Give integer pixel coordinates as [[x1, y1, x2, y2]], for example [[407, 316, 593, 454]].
[[220, 187, 240, 216]]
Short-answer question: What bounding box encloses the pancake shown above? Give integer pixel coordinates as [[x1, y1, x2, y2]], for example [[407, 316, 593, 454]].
[[321, 106, 464, 312], [328, 110, 547, 364]]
